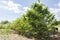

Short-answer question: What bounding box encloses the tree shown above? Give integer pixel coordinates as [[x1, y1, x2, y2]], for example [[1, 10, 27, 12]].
[[12, 2, 55, 39], [1, 20, 9, 24], [25, 2, 55, 38], [38, 0, 40, 2]]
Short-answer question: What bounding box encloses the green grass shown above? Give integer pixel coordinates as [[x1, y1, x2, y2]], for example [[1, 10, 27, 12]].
[[0, 29, 12, 35]]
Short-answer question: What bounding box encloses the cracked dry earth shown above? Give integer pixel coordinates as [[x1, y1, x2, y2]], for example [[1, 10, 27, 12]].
[[0, 34, 34, 40]]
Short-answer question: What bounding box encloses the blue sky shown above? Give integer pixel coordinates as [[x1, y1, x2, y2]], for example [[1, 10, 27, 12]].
[[0, 0, 60, 22]]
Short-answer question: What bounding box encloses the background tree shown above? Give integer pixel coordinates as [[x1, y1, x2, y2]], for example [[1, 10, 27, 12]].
[[1, 20, 9, 24]]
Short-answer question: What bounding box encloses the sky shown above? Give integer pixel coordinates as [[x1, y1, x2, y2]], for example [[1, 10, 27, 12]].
[[0, 0, 60, 22]]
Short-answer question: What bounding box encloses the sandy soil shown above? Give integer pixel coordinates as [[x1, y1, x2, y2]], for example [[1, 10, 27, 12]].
[[0, 34, 35, 40]]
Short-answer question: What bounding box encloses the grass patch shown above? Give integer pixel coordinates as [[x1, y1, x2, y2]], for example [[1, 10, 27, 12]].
[[0, 29, 12, 35]]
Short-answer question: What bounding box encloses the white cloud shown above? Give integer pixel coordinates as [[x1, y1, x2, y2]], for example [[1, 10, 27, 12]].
[[49, 8, 60, 14], [0, 0, 22, 13], [0, 0, 30, 14], [7, 1, 21, 13], [23, 7, 30, 11], [49, 2, 60, 20]]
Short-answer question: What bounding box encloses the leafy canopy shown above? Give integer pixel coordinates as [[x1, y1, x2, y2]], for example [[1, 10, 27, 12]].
[[11, 2, 56, 39]]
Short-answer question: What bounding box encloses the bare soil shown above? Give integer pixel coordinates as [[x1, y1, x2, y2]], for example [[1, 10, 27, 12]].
[[0, 34, 35, 40]]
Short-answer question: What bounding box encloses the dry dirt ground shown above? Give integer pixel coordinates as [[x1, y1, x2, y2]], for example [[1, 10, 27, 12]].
[[0, 34, 35, 40]]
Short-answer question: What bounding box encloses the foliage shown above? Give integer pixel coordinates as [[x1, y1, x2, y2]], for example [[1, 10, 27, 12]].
[[54, 20, 60, 25], [10, 2, 56, 39]]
